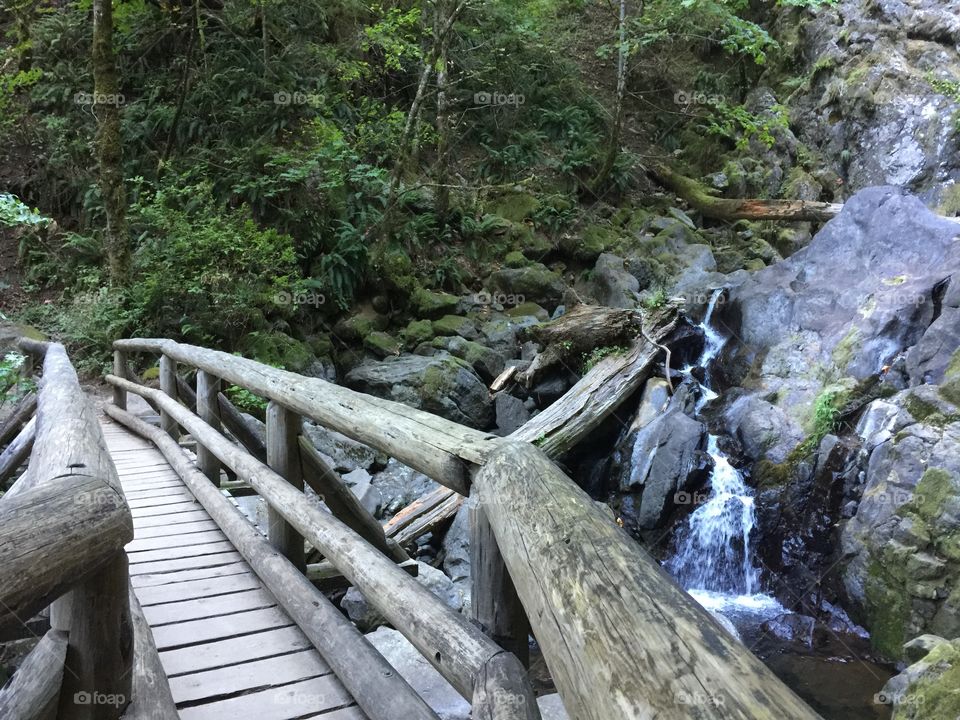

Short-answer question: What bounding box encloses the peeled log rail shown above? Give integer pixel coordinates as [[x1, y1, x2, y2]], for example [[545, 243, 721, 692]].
[[0, 415, 36, 486], [104, 376, 539, 717], [473, 441, 821, 720], [124, 586, 178, 720], [105, 405, 441, 720], [0, 628, 68, 720], [114, 338, 497, 495], [0, 391, 37, 448]]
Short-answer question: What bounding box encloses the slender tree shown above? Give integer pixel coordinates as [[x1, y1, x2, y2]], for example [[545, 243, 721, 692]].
[[592, 0, 630, 191], [433, 0, 455, 222], [93, 0, 130, 284]]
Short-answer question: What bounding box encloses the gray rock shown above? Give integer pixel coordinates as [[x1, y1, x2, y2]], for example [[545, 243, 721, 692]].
[[588, 253, 640, 309], [301, 421, 383, 473], [342, 562, 462, 632], [371, 458, 441, 518], [725, 396, 803, 464], [441, 500, 472, 614], [341, 468, 382, 517], [365, 627, 471, 720], [495, 393, 531, 435], [487, 263, 567, 310], [429, 335, 506, 383], [537, 694, 570, 720], [619, 408, 708, 529], [345, 352, 493, 429]]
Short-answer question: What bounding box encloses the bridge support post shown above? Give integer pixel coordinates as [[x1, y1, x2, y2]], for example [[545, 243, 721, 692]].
[[158, 355, 179, 440], [112, 350, 127, 411], [57, 553, 133, 720], [196, 370, 222, 485], [469, 491, 530, 667], [267, 401, 305, 571]]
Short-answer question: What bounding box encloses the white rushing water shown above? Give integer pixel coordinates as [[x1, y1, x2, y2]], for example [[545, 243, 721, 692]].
[[665, 289, 784, 623]]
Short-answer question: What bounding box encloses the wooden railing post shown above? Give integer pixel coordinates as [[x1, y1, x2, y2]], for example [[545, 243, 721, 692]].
[[196, 370, 222, 485], [112, 350, 127, 411], [469, 492, 530, 666], [58, 554, 133, 720], [158, 354, 178, 440], [267, 401, 305, 571]]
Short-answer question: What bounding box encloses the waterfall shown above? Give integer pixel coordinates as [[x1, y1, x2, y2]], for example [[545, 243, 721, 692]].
[[665, 289, 779, 616]]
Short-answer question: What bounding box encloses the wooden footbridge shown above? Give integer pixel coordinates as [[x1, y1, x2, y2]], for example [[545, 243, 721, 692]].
[[0, 337, 823, 719]]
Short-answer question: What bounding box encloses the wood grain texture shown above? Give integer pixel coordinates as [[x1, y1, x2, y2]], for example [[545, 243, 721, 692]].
[[113, 338, 496, 492], [266, 401, 305, 571], [158, 355, 179, 440], [124, 586, 179, 720], [105, 406, 440, 720], [0, 414, 35, 485], [0, 391, 36, 448], [196, 371, 222, 485], [474, 441, 822, 720], [0, 629, 68, 720]]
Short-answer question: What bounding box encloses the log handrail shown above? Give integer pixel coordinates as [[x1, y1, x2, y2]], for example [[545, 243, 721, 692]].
[[112, 337, 823, 719], [0, 339, 136, 720]]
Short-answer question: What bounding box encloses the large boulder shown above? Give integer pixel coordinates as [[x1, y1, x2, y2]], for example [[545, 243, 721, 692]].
[[617, 404, 709, 530], [879, 635, 960, 719], [343, 562, 462, 631], [345, 352, 493, 429], [487, 263, 567, 310], [841, 386, 960, 658], [781, 0, 960, 203], [371, 458, 441, 518], [717, 187, 960, 464], [587, 253, 639, 309]]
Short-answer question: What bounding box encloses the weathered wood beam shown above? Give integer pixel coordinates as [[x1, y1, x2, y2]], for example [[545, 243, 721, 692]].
[[299, 437, 408, 563], [0, 391, 37, 448], [307, 557, 418, 593], [104, 404, 442, 720], [175, 376, 267, 464], [112, 350, 127, 411], [0, 628, 68, 720], [0, 414, 35, 486], [104, 378, 536, 711], [267, 401, 305, 571], [472, 653, 540, 720], [158, 354, 178, 440], [114, 339, 493, 494], [473, 441, 821, 720], [470, 494, 530, 667], [123, 586, 178, 720], [195, 370, 223, 484]]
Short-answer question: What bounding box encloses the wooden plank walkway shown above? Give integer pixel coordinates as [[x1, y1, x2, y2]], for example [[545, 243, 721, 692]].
[[100, 419, 367, 720]]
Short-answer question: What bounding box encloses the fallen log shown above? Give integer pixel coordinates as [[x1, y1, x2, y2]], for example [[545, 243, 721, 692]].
[[384, 485, 465, 547], [651, 163, 960, 224]]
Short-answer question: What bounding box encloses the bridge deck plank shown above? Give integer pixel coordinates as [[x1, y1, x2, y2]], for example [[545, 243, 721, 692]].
[[100, 418, 366, 720]]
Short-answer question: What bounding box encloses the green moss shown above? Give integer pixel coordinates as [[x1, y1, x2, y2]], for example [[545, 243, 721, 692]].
[[142, 366, 160, 381], [506, 301, 548, 320], [238, 331, 313, 372], [488, 192, 539, 223], [832, 329, 861, 371], [504, 250, 529, 268], [945, 348, 960, 380], [581, 345, 628, 373], [865, 559, 910, 658], [336, 310, 387, 343], [903, 468, 957, 523], [893, 640, 960, 720], [941, 376, 960, 406], [906, 394, 942, 423], [432, 315, 477, 338], [411, 288, 460, 318], [562, 223, 618, 261], [752, 458, 796, 489], [938, 184, 960, 217], [420, 364, 449, 399], [363, 331, 400, 357], [400, 319, 434, 348], [375, 247, 418, 295]]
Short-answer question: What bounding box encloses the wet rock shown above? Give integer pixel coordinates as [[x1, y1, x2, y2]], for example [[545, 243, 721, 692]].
[[760, 613, 816, 649], [879, 636, 960, 720], [441, 500, 472, 613], [345, 352, 493, 429], [537, 694, 570, 720], [530, 375, 570, 407], [725, 395, 803, 464], [427, 336, 506, 383], [341, 468, 382, 517], [619, 407, 708, 529], [365, 627, 471, 720]]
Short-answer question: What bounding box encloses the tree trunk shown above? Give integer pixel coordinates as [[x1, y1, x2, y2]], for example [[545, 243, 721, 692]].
[[93, 0, 130, 285], [434, 0, 454, 222], [591, 0, 628, 191]]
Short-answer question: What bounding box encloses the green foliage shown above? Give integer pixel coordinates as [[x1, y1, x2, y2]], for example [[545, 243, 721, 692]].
[[642, 287, 669, 310], [0, 193, 51, 228], [0, 352, 35, 407], [582, 345, 627, 373], [702, 101, 790, 150], [224, 385, 268, 418]]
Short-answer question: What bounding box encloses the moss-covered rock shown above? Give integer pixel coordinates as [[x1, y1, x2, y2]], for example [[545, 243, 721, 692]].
[[487, 191, 539, 223], [884, 637, 960, 719], [487, 263, 566, 309], [505, 301, 549, 321], [504, 250, 529, 268], [430, 336, 505, 382], [432, 315, 479, 340], [411, 288, 460, 319], [363, 331, 401, 358], [334, 308, 389, 343], [400, 319, 434, 348], [561, 223, 619, 261], [238, 331, 314, 372]]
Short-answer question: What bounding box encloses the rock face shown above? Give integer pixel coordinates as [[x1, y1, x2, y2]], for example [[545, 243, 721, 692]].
[[840, 386, 960, 658], [342, 562, 462, 631], [781, 0, 960, 204], [345, 352, 493, 429], [880, 635, 960, 719], [719, 187, 960, 465]]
